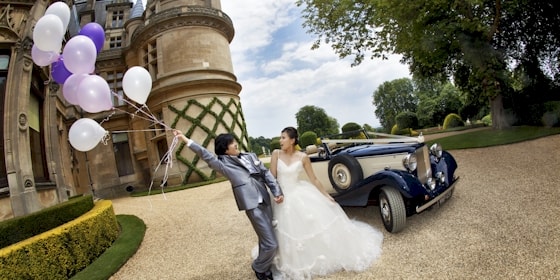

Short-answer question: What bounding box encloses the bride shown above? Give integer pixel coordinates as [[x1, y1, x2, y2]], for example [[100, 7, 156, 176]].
[[267, 126, 383, 279]]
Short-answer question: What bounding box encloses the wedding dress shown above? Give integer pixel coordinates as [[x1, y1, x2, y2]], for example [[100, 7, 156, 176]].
[[269, 156, 383, 279]]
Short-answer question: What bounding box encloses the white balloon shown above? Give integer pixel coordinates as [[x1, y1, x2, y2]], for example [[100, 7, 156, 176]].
[[122, 66, 152, 104], [68, 118, 106, 152], [45, 2, 71, 32], [33, 14, 64, 52]]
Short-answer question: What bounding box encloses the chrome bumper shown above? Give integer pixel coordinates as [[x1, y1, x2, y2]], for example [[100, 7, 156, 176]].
[[416, 176, 460, 213]]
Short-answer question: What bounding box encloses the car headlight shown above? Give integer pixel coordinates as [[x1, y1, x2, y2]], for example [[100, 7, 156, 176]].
[[430, 143, 443, 158], [402, 153, 417, 172]]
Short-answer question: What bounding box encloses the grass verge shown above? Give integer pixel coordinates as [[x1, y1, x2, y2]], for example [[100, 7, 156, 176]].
[[425, 126, 560, 149], [71, 215, 146, 280]]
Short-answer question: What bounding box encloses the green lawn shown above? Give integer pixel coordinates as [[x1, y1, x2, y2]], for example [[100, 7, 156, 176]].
[[76, 125, 560, 279], [425, 126, 560, 149]]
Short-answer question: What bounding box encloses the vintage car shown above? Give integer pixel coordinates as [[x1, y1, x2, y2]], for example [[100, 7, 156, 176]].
[[304, 130, 460, 233]]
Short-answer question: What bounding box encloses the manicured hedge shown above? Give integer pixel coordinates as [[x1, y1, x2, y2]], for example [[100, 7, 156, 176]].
[[0, 200, 119, 279], [0, 195, 94, 248]]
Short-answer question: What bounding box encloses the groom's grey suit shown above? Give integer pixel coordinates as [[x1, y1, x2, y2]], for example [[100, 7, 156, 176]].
[[187, 141, 283, 274]]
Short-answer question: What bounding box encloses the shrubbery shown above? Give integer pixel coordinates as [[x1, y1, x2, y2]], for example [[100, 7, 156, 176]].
[[300, 131, 318, 148], [443, 113, 464, 130]]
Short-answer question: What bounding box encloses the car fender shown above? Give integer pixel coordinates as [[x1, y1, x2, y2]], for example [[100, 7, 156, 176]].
[[332, 169, 427, 206]]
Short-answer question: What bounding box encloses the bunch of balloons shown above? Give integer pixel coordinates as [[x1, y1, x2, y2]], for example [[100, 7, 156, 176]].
[[31, 2, 154, 152]]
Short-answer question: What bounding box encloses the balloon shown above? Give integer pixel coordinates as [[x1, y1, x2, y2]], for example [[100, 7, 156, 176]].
[[79, 22, 105, 53], [68, 118, 107, 152], [51, 56, 72, 84], [33, 14, 64, 52], [77, 75, 113, 113], [62, 73, 88, 105], [45, 2, 70, 32], [62, 35, 97, 74], [31, 44, 59, 66], [122, 66, 152, 104]]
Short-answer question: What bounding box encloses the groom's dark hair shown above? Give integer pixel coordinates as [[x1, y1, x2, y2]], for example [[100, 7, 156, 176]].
[[215, 133, 235, 155]]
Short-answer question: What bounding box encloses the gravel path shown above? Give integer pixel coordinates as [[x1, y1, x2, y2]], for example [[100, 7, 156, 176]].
[[109, 134, 560, 280]]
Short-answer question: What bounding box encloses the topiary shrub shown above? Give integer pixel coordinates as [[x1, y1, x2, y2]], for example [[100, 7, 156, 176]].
[[300, 131, 318, 148], [0, 200, 119, 279], [442, 113, 464, 130], [0, 195, 94, 248], [341, 122, 362, 138], [481, 114, 492, 126], [270, 138, 280, 151]]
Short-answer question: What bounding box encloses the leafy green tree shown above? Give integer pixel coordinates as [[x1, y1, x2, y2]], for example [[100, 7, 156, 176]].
[[372, 78, 417, 132], [296, 0, 560, 129], [395, 111, 418, 135], [362, 123, 376, 132], [295, 105, 339, 136], [249, 136, 271, 156]]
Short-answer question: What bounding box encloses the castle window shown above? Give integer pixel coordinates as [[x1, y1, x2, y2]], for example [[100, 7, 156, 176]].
[[0, 53, 8, 189], [143, 40, 158, 80], [112, 133, 134, 176], [107, 70, 125, 106], [109, 36, 122, 48], [111, 10, 124, 28], [29, 75, 49, 183]]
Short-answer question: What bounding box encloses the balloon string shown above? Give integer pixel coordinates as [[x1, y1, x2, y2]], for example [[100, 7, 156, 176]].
[[147, 135, 180, 199]]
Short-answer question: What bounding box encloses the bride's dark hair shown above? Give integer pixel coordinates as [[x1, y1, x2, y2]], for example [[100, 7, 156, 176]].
[[281, 126, 299, 146]]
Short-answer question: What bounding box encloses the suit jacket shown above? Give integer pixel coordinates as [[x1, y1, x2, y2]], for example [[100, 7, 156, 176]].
[[188, 142, 283, 211]]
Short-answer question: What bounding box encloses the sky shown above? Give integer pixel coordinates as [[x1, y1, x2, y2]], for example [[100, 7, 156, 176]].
[[220, 1, 411, 138], [142, 1, 411, 138]]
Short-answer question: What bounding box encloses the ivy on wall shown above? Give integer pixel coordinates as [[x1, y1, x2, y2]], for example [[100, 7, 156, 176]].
[[169, 97, 250, 184]]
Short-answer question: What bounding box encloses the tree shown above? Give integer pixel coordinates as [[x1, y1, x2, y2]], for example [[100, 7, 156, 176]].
[[249, 136, 271, 156], [372, 78, 417, 131], [296, 0, 560, 129], [395, 111, 418, 135], [415, 79, 465, 127], [295, 105, 339, 136]]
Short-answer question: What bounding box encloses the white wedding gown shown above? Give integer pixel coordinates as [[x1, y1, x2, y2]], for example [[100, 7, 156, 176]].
[[269, 158, 384, 279]]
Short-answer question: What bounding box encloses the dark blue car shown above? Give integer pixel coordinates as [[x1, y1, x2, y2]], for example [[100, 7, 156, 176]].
[[305, 130, 460, 233]]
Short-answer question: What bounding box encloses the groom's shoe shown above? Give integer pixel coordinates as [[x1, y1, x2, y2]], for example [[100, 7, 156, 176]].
[[265, 270, 273, 280], [254, 270, 267, 280]]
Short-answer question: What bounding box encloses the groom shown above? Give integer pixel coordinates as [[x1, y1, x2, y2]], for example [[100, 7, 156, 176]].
[[173, 130, 283, 280]]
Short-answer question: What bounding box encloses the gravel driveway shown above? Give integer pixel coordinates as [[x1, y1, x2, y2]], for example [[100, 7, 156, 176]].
[[109, 134, 560, 280]]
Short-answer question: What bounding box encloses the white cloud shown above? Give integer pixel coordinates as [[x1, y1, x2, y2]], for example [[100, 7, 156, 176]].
[[190, 2, 410, 138]]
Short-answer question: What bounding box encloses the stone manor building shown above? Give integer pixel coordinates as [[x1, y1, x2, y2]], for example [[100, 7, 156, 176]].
[[0, 0, 248, 221]]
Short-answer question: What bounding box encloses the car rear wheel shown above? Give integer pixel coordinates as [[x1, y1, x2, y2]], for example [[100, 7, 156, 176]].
[[379, 186, 406, 233], [328, 154, 363, 192]]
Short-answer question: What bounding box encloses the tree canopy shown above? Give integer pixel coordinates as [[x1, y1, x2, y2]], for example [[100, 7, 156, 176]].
[[372, 78, 416, 131], [296, 0, 560, 129], [295, 105, 340, 136]]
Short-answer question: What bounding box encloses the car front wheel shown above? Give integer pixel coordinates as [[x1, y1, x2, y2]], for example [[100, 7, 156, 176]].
[[379, 186, 406, 233]]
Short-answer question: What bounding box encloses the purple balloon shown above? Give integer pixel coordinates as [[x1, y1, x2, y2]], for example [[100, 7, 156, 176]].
[[79, 23, 105, 53], [62, 73, 88, 105], [51, 56, 72, 84]]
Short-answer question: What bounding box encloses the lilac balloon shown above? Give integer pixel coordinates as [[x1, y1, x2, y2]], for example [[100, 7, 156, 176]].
[[62, 35, 97, 74], [51, 56, 72, 84], [77, 75, 113, 113], [62, 73, 88, 105], [79, 22, 105, 53], [31, 44, 59, 66]]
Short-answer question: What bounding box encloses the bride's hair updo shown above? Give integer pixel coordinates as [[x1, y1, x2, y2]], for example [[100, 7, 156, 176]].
[[281, 126, 299, 146]]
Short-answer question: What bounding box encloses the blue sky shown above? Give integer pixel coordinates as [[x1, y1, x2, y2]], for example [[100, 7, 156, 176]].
[[141, 1, 411, 138], [221, 1, 411, 138]]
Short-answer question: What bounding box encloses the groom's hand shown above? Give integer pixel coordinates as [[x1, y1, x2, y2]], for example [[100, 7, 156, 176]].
[[274, 195, 284, 204]]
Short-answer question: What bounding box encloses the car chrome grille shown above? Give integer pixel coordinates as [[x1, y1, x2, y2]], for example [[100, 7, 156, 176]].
[[416, 146, 432, 185]]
